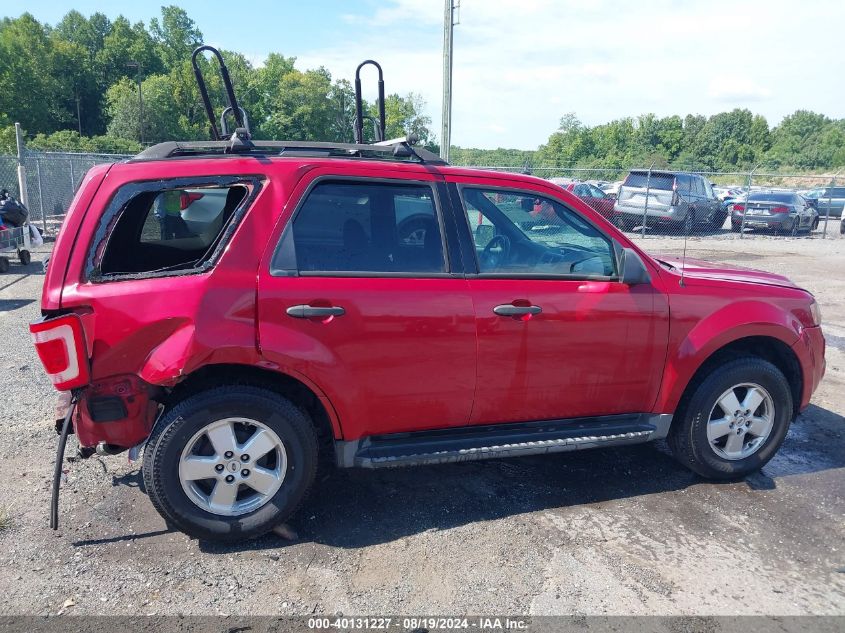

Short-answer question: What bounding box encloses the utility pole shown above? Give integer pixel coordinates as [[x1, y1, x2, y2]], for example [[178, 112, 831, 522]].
[[14, 122, 29, 208], [440, 0, 458, 162], [126, 62, 144, 145]]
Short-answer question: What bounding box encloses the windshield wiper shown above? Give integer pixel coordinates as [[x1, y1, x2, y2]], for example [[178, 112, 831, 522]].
[[654, 258, 677, 270]]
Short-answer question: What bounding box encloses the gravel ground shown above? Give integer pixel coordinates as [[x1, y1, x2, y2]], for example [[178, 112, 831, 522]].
[[0, 234, 842, 617]]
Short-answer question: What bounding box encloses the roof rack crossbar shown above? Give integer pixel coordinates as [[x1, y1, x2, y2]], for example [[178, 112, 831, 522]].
[[354, 60, 385, 144], [192, 45, 245, 141]]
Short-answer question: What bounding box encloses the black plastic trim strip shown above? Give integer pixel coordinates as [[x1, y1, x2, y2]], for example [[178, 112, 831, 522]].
[[335, 413, 673, 469]]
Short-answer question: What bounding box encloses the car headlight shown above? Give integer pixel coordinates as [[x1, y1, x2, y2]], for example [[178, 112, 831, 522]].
[[809, 300, 822, 326]]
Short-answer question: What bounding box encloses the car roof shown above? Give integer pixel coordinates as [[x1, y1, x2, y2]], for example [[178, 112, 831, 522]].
[[627, 169, 694, 177], [125, 140, 565, 192]]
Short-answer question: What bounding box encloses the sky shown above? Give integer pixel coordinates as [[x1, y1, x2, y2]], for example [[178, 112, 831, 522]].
[[5, 0, 845, 149]]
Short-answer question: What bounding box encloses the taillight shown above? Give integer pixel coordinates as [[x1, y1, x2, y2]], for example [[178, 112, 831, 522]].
[[770, 205, 789, 213], [179, 191, 204, 210], [732, 204, 745, 212], [30, 313, 90, 391]]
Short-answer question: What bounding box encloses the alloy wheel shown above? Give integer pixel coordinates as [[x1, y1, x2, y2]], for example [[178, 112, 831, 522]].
[[178, 417, 287, 516], [706, 383, 775, 461]]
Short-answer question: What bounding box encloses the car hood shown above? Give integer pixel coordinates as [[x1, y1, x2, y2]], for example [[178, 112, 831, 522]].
[[655, 256, 798, 289]]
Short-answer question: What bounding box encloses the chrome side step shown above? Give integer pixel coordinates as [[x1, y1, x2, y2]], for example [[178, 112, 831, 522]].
[[335, 414, 672, 469]]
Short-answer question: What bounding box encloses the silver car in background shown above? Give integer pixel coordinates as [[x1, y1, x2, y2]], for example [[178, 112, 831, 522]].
[[802, 186, 845, 219], [613, 170, 726, 233]]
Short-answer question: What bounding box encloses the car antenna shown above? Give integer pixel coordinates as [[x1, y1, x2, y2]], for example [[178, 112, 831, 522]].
[[191, 45, 251, 143], [354, 60, 385, 143]]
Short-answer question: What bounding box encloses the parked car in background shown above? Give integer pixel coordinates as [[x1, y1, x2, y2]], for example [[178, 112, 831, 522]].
[[614, 170, 726, 233], [801, 186, 845, 218], [730, 191, 819, 234], [713, 186, 746, 203], [548, 178, 617, 223], [600, 180, 623, 199]]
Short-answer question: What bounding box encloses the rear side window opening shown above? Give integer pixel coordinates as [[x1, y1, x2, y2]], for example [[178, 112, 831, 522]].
[[88, 176, 260, 281]]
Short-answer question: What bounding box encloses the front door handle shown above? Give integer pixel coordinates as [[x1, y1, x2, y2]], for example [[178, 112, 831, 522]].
[[493, 304, 542, 317], [286, 305, 346, 318]]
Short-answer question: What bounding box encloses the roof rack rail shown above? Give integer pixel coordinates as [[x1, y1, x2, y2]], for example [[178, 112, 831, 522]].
[[133, 139, 447, 165], [354, 60, 385, 144]]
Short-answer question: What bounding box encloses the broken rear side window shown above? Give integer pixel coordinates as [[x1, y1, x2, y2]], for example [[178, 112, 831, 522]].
[[92, 181, 254, 279]]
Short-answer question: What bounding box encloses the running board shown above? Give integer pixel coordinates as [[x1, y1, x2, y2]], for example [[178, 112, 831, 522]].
[[335, 413, 672, 469]]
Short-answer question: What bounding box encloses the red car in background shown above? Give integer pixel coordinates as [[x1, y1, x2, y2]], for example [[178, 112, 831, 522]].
[[549, 178, 619, 224]]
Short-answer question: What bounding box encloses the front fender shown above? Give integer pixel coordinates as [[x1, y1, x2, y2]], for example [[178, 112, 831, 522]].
[[655, 299, 801, 413]]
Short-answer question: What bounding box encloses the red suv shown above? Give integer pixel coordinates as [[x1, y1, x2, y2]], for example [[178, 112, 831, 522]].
[[31, 136, 825, 541]]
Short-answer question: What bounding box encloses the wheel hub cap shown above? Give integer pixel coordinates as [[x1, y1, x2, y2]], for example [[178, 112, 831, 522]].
[[706, 383, 775, 461], [178, 417, 287, 517]]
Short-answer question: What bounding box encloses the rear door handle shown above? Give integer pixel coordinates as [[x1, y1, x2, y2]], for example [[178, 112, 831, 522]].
[[286, 305, 346, 318], [493, 304, 542, 317]]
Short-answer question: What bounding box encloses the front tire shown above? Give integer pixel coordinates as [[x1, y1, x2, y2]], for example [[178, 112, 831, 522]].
[[668, 357, 793, 479], [612, 215, 631, 231], [142, 385, 318, 542]]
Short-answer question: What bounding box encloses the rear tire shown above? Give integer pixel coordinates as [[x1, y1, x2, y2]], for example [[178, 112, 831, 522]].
[[683, 209, 695, 234], [710, 212, 728, 231], [612, 215, 630, 231], [142, 385, 318, 542], [668, 357, 793, 479]]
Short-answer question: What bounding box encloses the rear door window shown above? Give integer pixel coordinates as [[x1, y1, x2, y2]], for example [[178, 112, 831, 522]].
[[91, 179, 255, 279], [279, 180, 446, 275]]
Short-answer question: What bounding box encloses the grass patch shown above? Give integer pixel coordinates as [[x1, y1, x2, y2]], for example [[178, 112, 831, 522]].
[[0, 506, 12, 532]]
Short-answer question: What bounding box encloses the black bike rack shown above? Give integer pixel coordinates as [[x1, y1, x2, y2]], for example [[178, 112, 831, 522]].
[[354, 60, 386, 144], [192, 45, 249, 141]]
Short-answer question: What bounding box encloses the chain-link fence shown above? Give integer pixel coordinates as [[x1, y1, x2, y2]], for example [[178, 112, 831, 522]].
[[0, 150, 132, 236], [2, 148, 843, 241], [449, 163, 844, 241]]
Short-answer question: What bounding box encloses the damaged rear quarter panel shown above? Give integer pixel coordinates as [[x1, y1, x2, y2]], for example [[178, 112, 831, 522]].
[[57, 159, 284, 387]]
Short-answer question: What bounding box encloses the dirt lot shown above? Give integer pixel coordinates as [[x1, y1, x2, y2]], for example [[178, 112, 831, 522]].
[[0, 233, 843, 617]]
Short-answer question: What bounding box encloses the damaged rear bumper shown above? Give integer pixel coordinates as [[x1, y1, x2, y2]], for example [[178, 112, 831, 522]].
[[56, 374, 159, 449]]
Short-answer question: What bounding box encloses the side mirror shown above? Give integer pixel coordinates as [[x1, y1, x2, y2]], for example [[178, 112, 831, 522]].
[[619, 247, 651, 285], [806, 199, 818, 209], [475, 224, 495, 245]]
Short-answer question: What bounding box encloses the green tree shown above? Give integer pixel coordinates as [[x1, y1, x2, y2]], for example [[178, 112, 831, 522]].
[[149, 5, 202, 70], [106, 74, 184, 143], [261, 67, 334, 140], [97, 17, 163, 87], [767, 110, 832, 168], [377, 93, 433, 144], [0, 14, 64, 133]]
